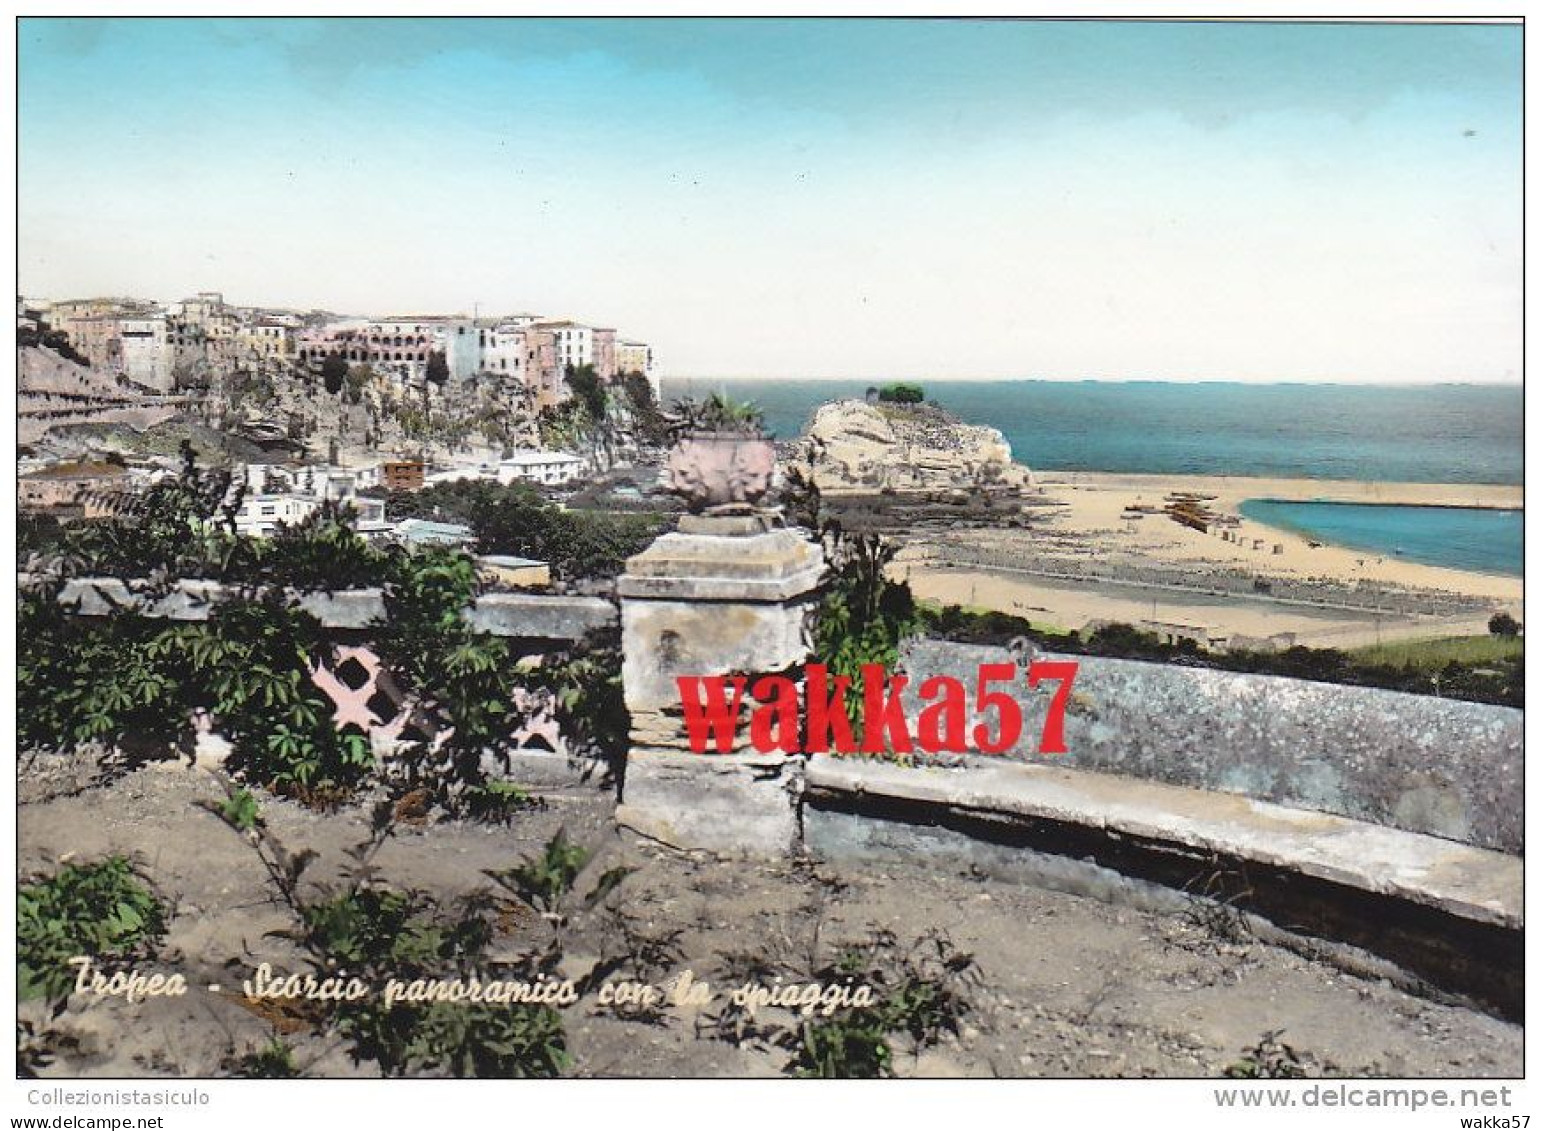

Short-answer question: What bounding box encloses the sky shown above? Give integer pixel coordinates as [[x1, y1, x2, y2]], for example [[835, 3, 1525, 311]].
[[17, 17, 1523, 382]]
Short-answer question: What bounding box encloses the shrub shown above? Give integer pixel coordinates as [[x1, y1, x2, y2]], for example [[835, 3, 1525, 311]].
[[233, 1038, 299, 1078], [484, 829, 592, 915], [205, 802, 570, 1079], [785, 931, 978, 1078], [18, 857, 167, 1006], [664, 392, 765, 437], [876, 382, 924, 404], [388, 480, 666, 580], [1489, 611, 1522, 637]]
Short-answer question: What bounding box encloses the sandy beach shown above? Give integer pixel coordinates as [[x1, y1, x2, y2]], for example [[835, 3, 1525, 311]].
[[901, 472, 1522, 650]]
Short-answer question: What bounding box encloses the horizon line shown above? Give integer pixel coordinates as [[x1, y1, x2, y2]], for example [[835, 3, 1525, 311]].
[[661, 375, 1524, 387]]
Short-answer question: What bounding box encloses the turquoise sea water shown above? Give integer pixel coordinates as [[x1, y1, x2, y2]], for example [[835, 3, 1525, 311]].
[[661, 378, 1524, 575], [661, 379, 1522, 485], [1237, 500, 1522, 577]]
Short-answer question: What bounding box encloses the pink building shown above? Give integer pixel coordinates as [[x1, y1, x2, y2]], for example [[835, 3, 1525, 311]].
[[592, 328, 617, 380]]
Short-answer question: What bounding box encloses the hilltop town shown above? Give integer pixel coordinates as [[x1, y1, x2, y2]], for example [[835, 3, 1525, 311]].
[[18, 291, 664, 550]]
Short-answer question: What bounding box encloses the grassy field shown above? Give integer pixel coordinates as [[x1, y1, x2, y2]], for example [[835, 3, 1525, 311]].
[[1349, 634, 1523, 670]]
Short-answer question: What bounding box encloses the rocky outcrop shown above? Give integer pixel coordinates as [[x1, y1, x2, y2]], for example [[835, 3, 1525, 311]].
[[19, 347, 180, 446], [792, 398, 1035, 496]]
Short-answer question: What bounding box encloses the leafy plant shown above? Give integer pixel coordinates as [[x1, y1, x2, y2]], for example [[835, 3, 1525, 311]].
[[204, 798, 569, 1078], [876, 382, 925, 404], [485, 829, 592, 915], [348, 998, 569, 1079], [186, 594, 375, 793], [788, 1011, 895, 1078], [18, 857, 167, 1006], [698, 922, 978, 1079], [233, 1037, 300, 1078], [460, 780, 537, 823], [219, 787, 262, 832], [784, 469, 921, 739], [1489, 611, 1522, 637], [663, 392, 766, 438], [1223, 1030, 1309, 1079]]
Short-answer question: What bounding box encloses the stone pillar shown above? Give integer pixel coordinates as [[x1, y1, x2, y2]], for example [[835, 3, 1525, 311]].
[[615, 512, 824, 855]]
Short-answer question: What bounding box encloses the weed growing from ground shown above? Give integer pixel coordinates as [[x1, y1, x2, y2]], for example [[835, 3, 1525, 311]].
[[17, 856, 167, 1008], [231, 1037, 300, 1079], [203, 784, 572, 1078], [1223, 1029, 1309, 1078], [483, 828, 591, 917]]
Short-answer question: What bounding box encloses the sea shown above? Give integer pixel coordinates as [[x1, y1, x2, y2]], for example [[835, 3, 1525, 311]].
[[661, 378, 1524, 576]]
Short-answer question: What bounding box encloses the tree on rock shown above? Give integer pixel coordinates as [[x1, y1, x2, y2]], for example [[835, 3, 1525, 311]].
[[877, 382, 924, 404]]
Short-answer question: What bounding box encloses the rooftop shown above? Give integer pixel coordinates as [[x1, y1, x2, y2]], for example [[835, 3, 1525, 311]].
[[502, 451, 584, 466]]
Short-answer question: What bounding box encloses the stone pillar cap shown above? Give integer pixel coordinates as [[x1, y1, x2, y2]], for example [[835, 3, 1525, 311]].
[[618, 528, 825, 602]]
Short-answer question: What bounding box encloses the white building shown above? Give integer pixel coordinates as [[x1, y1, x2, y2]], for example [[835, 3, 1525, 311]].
[[233, 494, 325, 538], [433, 319, 481, 381], [393, 518, 475, 548], [233, 466, 386, 537], [425, 464, 497, 487], [479, 324, 528, 380], [242, 463, 373, 503], [117, 315, 174, 391], [497, 450, 586, 487]]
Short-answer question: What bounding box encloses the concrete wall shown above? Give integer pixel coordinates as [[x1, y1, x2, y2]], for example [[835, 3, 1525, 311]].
[[899, 638, 1523, 853]]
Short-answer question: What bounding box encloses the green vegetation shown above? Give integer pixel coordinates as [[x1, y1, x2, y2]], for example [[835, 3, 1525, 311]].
[[18, 583, 374, 794], [564, 364, 608, 422], [233, 1038, 300, 1079], [1350, 634, 1523, 671], [620, 372, 668, 446], [484, 829, 591, 916], [921, 605, 1523, 709], [217, 786, 262, 832], [19, 320, 91, 366], [876, 382, 925, 405], [699, 925, 978, 1079], [787, 932, 974, 1078], [207, 798, 571, 1078], [782, 467, 921, 733], [19, 457, 632, 813], [18, 857, 167, 1006], [426, 350, 450, 387], [320, 352, 349, 396], [388, 478, 668, 580], [663, 391, 766, 437], [813, 531, 919, 733], [535, 364, 663, 466], [1221, 1029, 1338, 1079], [1489, 611, 1522, 638], [460, 780, 537, 823]]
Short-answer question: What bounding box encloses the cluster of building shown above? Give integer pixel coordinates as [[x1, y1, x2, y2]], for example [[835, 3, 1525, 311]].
[[18, 292, 659, 405], [18, 453, 566, 589], [20, 447, 590, 547], [229, 450, 587, 540]]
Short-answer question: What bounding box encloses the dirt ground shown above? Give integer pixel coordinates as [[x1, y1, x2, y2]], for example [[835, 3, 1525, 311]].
[[15, 758, 1521, 1079]]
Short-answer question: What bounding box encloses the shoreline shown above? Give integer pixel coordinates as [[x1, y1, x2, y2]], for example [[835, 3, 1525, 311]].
[[899, 470, 1523, 649], [1241, 498, 1520, 513], [1035, 470, 1523, 511]]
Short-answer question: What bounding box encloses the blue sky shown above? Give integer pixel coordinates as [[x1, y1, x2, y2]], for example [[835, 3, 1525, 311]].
[[18, 18, 1522, 381]]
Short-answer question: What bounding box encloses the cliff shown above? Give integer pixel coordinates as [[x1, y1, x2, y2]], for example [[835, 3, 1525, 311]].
[[791, 398, 1035, 496]]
